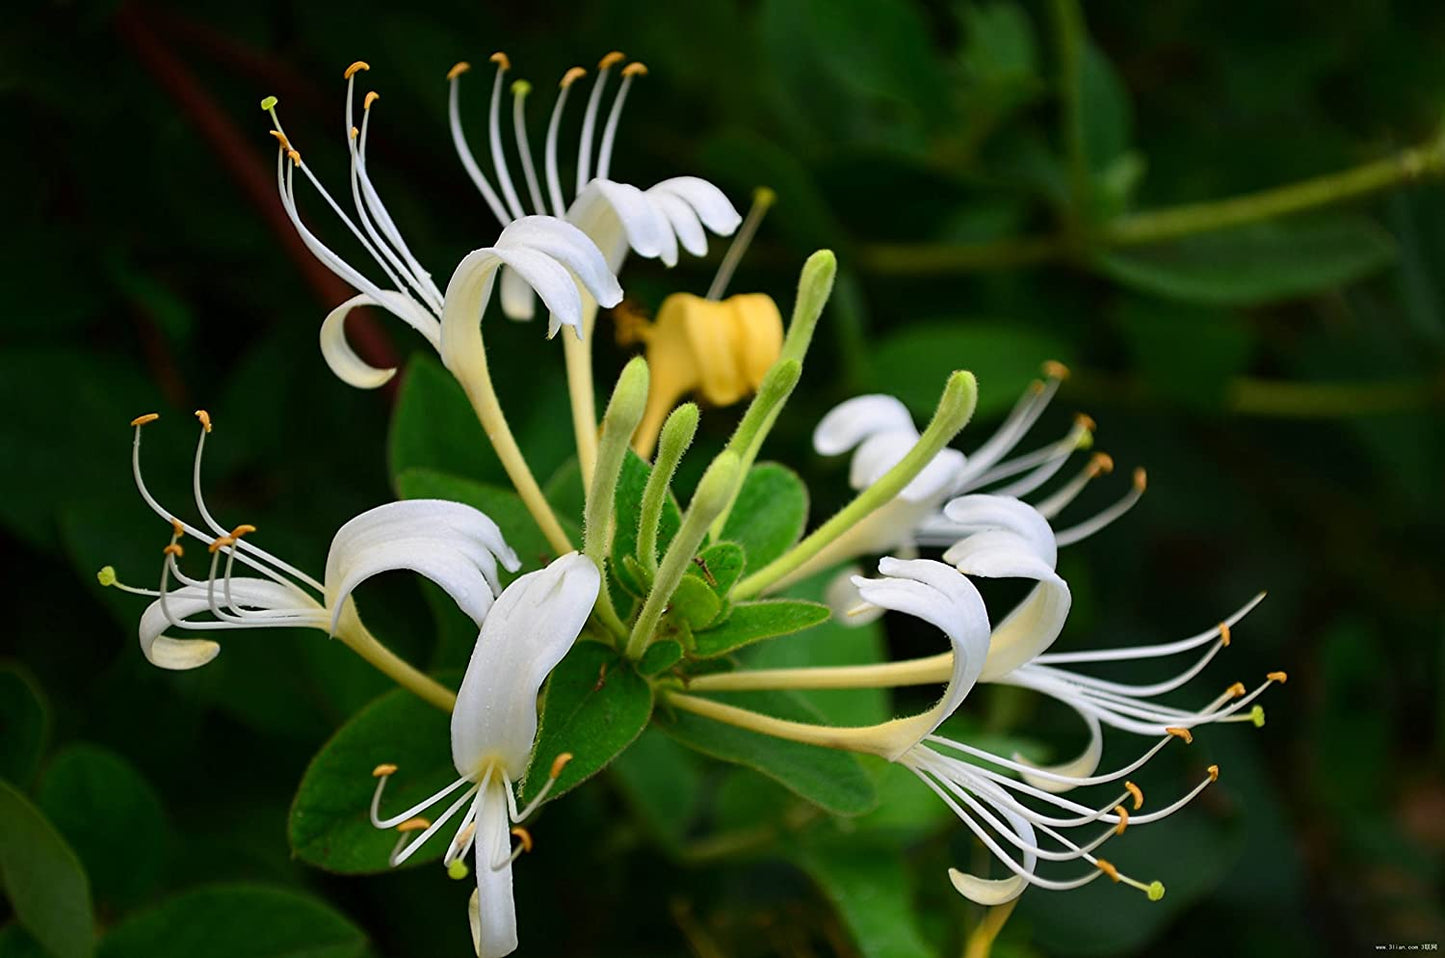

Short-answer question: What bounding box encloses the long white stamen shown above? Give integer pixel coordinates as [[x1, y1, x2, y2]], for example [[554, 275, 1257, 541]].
[[1036, 594, 1263, 665], [923, 730, 1176, 790], [486, 54, 526, 221], [391, 782, 482, 867], [1033, 453, 1114, 519], [596, 62, 644, 181], [510, 81, 546, 215], [1029, 639, 1226, 700], [446, 63, 512, 227], [951, 369, 1067, 493], [1054, 468, 1147, 547], [510, 752, 573, 822], [935, 769, 1124, 864], [544, 68, 584, 215], [371, 770, 472, 829], [576, 52, 623, 194], [706, 186, 776, 301]]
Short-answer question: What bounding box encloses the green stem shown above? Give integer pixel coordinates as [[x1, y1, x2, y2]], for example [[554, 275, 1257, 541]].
[[732, 371, 978, 600], [1227, 375, 1440, 417], [1051, 0, 1089, 230], [625, 451, 740, 659], [638, 403, 700, 577], [585, 357, 650, 639]]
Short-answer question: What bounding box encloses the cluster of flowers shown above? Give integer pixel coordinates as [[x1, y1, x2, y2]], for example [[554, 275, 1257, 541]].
[[102, 50, 1281, 957]]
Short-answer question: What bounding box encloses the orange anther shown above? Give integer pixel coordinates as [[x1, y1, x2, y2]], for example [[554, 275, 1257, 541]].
[[1226, 681, 1246, 698], [396, 817, 431, 832], [1087, 452, 1115, 477], [344, 61, 370, 79], [170, 518, 185, 537], [622, 62, 648, 77], [599, 51, 625, 69], [549, 752, 574, 779], [1207, 764, 1220, 782], [1028, 380, 1046, 396], [363, 91, 379, 110], [372, 763, 398, 777], [163, 543, 184, 558], [194, 409, 212, 432], [1096, 859, 1121, 882], [131, 413, 160, 427], [447, 62, 471, 80], [1074, 413, 1097, 432], [207, 535, 235, 555], [1219, 622, 1232, 647], [560, 66, 586, 88], [509, 826, 533, 853], [287, 149, 302, 166], [1166, 727, 1193, 744], [489, 52, 511, 71], [230, 524, 257, 539], [350, 126, 359, 139], [1124, 781, 1143, 810], [1133, 467, 1148, 491], [1267, 671, 1288, 684], [1114, 805, 1129, 835], [268, 130, 290, 149], [1042, 360, 1071, 381]]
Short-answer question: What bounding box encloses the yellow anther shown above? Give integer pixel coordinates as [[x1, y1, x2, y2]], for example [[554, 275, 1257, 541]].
[[1028, 380, 1046, 396], [1267, 670, 1288, 684], [287, 149, 302, 166], [344, 61, 370, 79], [560, 66, 586, 88], [131, 412, 160, 427], [447, 858, 470, 880], [1096, 859, 1121, 882], [163, 543, 184, 558], [1207, 764, 1220, 782], [1113, 805, 1129, 835], [396, 817, 431, 832], [453, 822, 477, 847], [622, 61, 648, 77], [1219, 622, 1232, 647], [363, 91, 379, 110], [1087, 452, 1115, 477], [1166, 727, 1193, 744], [489, 51, 510, 71], [207, 535, 235, 555], [509, 826, 533, 853], [371, 763, 398, 777], [1074, 413, 1097, 433], [447, 61, 471, 80], [170, 518, 185, 537], [268, 130, 290, 149], [230, 524, 257, 539], [1042, 359, 1071, 380], [97, 566, 118, 587], [194, 409, 212, 432], [549, 752, 574, 779], [1226, 681, 1246, 698], [1133, 467, 1148, 491], [350, 126, 359, 140], [1124, 781, 1143, 810], [260, 95, 278, 112], [599, 51, 625, 69]]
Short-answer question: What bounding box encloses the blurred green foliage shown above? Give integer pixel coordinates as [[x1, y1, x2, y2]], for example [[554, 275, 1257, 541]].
[[3, 0, 1444, 955]]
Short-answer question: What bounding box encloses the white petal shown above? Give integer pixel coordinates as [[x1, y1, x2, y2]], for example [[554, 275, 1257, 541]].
[[319, 291, 438, 390], [649, 176, 742, 236], [496, 216, 623, 311], [472, 781, 517, 958], [813, 395, 917, 456], [823, 566, 883, 628], [850, 431, 917, 490], [138, 578, 319, 669], [568, 179, 675, 265], [497, 266, 537, 322], [942, 495, 1058, 568], [946, 798, 1037, 905], [451, 553, 601, 776], [1016, 709, 1102, 794], [648, 189, 708, 257], [440, 246, 504, 375]]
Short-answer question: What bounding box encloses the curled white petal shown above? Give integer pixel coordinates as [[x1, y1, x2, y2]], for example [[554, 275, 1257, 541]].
[[648, 176, 742, 236], [319, 290, 439, 390], [497, 266, 537, 322], [813, 395, 916, 456], [139, 577, 320, 669]]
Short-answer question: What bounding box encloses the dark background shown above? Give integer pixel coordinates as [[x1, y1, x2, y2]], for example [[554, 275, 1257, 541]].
[[2, 0, 1443, 955]]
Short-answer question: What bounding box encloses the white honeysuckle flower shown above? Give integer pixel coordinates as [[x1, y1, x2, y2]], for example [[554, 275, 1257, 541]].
[[262, 62, 621, 389], [369, 552, 601, 958], [446, 52, 741, 320], [808, 365, 1144, 613], [111, 412, 518, 669]]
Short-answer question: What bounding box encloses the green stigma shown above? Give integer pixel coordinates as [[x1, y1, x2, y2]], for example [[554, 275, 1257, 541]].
[[96, 565, 117, 587], [1077, 431, 1095, 451], [510, 79, 532, 97], [1147, 881, 1166, 902], [447, 859, 469, 880], [260, 95, 278, 112], [1250, 705, 1266, 728]]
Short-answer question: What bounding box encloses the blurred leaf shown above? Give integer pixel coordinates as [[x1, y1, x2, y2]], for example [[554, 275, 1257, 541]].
[[0, 780, 94, 958], [0, 926, 49, 958], [610, 728, 705, 852], [388, 354, 498, 486], [543, 457, 585, 525], [661, 690, 877, 816], [0, 666, 48, 788], [37, 744, 167, 911], [395, 467, 575, 577], [869, 321, 1072, 421], [960, 2, 1039, 88], [693, 600, 832, 658], [721, 463, 809, 574], [1096, 214, 1396, 306], [795, 840, 937, 958], [1113, 297, 1253, 410], [96, 884, 367, 958], [1080, 42, 1134, 176], [700, 130, 845, 247], [289, 682, 456, 875], [520, 642, 653, 805]]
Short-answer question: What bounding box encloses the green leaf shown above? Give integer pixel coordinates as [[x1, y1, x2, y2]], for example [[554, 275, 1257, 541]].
[[609, 728, 705, 851], [611, 451, 681, 595], [395, 468, 578, 575], [1096, 214, 1397, 306], [520, 642, 653, 805], [689, 541, 745, 597], [692, 600, 832, 658], [0, 926, 49, 958], [869, 322, 1072, 419], [289, 682, 457, 874], [638, 640, 684, 677], [388, 353, 498, 485], [0, 780, 94, 958], [721, 464, 808, 573], [794, 840, 937, 958], [661, 690, 876, 816], [0, 665, 48, 787], [668, 576, 723, 631], [37, 744, 167, 911], [96, 884, 368, 958]]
